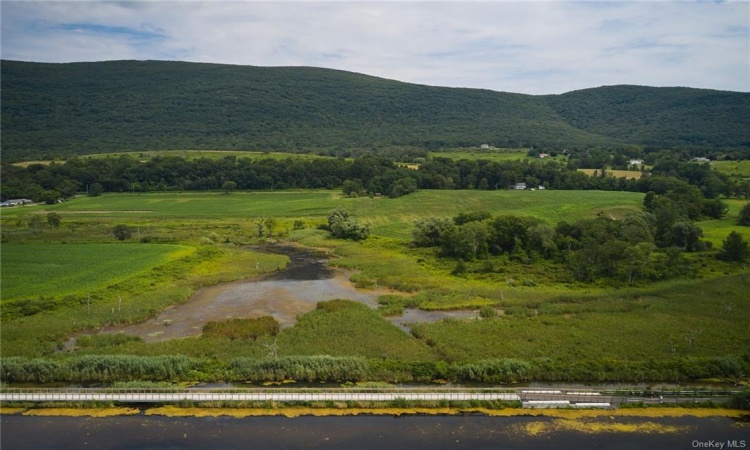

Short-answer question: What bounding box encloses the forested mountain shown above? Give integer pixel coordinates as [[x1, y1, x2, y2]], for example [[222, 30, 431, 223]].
[[545, 85, 750, 150], [2, 60, 748, 161]]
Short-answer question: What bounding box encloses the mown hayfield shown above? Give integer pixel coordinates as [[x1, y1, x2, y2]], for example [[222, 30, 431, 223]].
[[695, 199, 750, 247], [577, 168, 643, 180], [82, 150, 334, 161], [11, 150, 334, 167], [1, 243, 194, 301], [6, 190, 644, 241], [345, 189, 644, 239], [429, 149, 536, 162], [28, 191, 342, 219], [711, 160, 750, 180]]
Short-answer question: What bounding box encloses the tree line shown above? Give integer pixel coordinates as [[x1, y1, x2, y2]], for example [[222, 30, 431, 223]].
[[413, 192, 747, 285], [1, 152, 743, 204]]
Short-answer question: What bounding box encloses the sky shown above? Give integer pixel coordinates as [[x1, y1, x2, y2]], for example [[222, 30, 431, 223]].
[[1, 1, 748, 95]]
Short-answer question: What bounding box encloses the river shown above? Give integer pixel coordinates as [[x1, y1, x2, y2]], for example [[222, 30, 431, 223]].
[[2, 413, 748, 449]]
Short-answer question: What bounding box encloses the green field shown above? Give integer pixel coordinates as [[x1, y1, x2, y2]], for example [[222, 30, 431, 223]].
[[1, 189, 749, 384], [712, 160, 750, 180], [40, 190, 343, 218], [11, 150, 335, 167], [83, 150, 334, 161], [1, 243, 193, 301], [577, 168, 643, 180], [4, 189, 646, 241], [429, 149, 537, 162]]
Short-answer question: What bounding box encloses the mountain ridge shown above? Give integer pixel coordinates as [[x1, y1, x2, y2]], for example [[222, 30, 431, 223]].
[[2, 60, 748, 161]]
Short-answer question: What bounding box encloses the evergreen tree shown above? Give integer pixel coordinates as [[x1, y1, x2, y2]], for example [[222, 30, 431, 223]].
[[718, 231, 750, 262]]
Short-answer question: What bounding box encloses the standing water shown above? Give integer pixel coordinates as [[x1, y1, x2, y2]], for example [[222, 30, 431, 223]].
[[97, 245, 383, 343]]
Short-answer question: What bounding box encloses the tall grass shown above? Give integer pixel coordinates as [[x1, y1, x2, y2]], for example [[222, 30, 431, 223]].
[[1, 355, 196, 383], [229, 355, 369, 382]]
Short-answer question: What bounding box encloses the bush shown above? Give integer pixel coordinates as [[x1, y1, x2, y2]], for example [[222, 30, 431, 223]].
[[479, 306, 498, 318], [738, 203, 750, 226], [112, 224, 132, 241], [327, 207, 370, 241]]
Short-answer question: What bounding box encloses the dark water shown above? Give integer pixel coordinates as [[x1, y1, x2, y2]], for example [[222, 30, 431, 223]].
[[2, 414, 748, 450]]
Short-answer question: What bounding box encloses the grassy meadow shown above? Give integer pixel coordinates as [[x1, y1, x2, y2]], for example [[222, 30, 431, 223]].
[[1, 243, 193, 301], [11, 150, 335, 167], [427, 148, 564, 163], [1, 188, 749, 383], [577, 168, 643, 180], [712, 160, 750, 180]]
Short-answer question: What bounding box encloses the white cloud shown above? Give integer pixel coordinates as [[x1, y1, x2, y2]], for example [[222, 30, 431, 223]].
[[1, 1, 747, 94]]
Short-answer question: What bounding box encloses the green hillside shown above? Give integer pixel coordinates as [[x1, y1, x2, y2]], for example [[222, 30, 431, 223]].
[[545, 85, 750, 149], [1, 60, 748, 161]]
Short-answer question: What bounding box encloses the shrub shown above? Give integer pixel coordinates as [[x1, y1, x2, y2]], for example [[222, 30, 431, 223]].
[[479, 306, 498, 318], [327, 207, 370, 241], [112, 224, 132, 241]]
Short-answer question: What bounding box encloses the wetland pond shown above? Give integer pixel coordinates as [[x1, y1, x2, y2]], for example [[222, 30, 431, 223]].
[[90, 245, 478, 343]]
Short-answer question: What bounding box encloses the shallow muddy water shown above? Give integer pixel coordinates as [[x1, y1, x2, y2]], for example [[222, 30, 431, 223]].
[[104, 246, 382, 343], [78, 245, 482, 345]]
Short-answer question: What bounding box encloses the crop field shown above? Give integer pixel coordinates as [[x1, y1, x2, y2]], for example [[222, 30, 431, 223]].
[[1, 243, 193, 301]]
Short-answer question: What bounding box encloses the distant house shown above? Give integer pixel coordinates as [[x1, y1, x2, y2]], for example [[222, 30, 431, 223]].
[[480, 144, 490, 149], [538, 153, 549, 158], [513, 183, 527, 190], [0, 198, 32, 207], [691, 157, 711, 163], [629, 159, 644, 165]]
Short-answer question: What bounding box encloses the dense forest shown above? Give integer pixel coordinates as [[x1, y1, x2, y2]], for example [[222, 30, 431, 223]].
[[2, 60, 749, 161]]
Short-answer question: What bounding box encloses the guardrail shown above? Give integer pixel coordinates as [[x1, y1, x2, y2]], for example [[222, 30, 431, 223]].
[[0, 387, 737, 405], [0, 387, 522, 403]]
